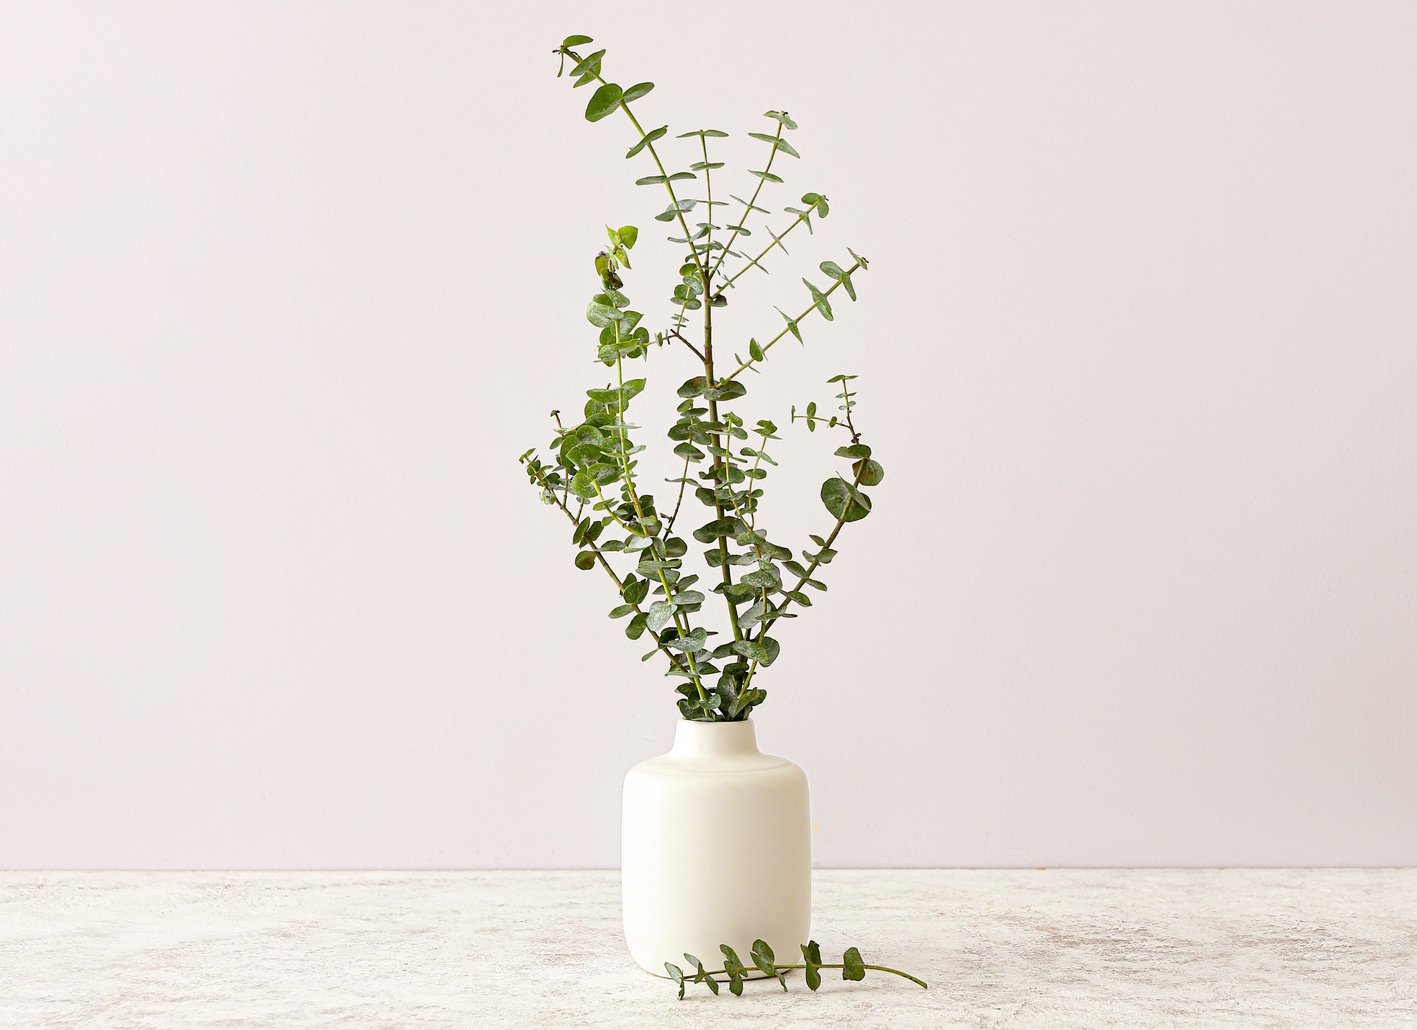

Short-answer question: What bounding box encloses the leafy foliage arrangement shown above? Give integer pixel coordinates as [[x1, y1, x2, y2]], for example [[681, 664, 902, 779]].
[[520, 34, 884, 723], [666, 939, 927, 999]]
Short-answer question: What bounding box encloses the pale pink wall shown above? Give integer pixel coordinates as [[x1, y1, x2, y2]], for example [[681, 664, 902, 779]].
[[2, 0, 1414, 868]]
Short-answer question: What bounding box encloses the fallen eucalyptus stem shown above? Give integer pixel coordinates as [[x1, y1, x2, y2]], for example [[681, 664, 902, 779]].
[[665, 939, 927, 999]]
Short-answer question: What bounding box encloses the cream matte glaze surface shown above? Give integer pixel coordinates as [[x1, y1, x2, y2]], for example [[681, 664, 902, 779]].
[[621, 720, 810, 975]]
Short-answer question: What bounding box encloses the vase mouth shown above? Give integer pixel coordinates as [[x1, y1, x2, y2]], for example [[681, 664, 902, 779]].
[[670, 717, 759, 756]]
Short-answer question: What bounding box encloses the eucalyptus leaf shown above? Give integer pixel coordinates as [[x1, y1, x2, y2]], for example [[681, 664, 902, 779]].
[[820, 478, 871, 522], [585, 82, 623, 123]]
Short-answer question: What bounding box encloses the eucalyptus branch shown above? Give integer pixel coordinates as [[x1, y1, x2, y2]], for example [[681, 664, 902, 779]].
[[522, 457, 699, 684], [719, 206, 814, 290], [664, 454, 692, 532], [608, 351, 712, 704], [558, 44, 707, 280], [706, 118, 786, 283], [704, 293, 745, 643], [724, 256, 867, 383], [666, 939, 926, 999], [666, 328, 706, 363]]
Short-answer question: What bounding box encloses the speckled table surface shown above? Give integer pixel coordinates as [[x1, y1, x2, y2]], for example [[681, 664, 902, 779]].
[[2, 869, 1414, 1028]]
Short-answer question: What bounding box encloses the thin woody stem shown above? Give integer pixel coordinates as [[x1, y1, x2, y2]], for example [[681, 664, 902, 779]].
[[738, 460, 869, 692], [723, 258, 865, 382], [607, 350, 709, 702], [719, 210, 809, 291], [706, 121, 784, 283], [559, 47, 706, 280], [693, 963, 927, 991], [525, 461, 697, 683]]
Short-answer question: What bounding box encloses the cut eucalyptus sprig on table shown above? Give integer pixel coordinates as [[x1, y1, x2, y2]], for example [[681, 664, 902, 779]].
[[520, 33, 884, 722], [665, 939, 927, 999]]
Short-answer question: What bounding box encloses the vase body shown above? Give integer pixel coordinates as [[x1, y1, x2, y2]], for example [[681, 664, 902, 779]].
[[622, 719, 810, 976]]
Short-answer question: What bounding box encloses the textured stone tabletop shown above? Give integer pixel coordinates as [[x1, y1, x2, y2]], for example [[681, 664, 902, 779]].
[[2, 869, 1414, 1028]]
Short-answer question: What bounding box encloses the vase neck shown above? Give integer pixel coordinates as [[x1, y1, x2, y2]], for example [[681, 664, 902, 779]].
[[670, 719, 759, 758]]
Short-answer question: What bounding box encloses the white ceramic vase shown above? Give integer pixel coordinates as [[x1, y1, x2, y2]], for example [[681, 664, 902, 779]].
[[621, 718, 811, 976]]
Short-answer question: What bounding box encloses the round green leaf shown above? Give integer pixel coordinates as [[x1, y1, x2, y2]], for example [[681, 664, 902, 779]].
[[853, 457, 885, 486], [585, 82, 623, 122], [821, 477, 871, 521], [842, 946, 866, 981]]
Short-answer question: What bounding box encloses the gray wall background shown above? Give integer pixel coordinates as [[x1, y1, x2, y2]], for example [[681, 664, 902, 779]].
[[3, 1, 1414, 869]]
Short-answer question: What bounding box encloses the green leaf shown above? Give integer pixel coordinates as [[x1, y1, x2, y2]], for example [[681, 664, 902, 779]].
[[835, 443, 872, 459], [665, 628, 708, 653], [693, 518, 742, 544], [749, 338, 764, 362], [608, 603, 634, 618], [625, 125, 667, 159], [569, 49, 605, 85], [624, 578, 649, 605], [569, 469, 597, 500], [625, 612, 648, 639], [751, 939, 787, 991], [821, 260, 856, 300], [646, 601, 677, 633], [617, 225, 639, 249], [731, 639, 770, 662], [622, 81, 654, 102], [720, 944, 744, 974], [561, 34, 593, 47], [801, 942, 823, 990], [585, 82, 623, 122], [777, 308, 803, 343], [748, 132, 801, 158], [677, 376, 707, 398], [803, 279, 833, 321], [842, 947, 866, 981], [853, 457, 885, 486], [704, 380, 746, 401], [750, 939, 776, 976], [821, 477, 871, 521], [749, 169, 784, 183], [683, 954, 720, 994], [574, 550, 596, 570], [764, 110, 798, 130], [666, 961, 686, 999], [741, 567, 781, 591]]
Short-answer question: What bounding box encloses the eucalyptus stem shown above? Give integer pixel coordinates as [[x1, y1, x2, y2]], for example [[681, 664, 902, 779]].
[[664, 453, 692, 532], [665, 939, 925, 1000], [690, 132, 744, 646], [739, 459, 869, 693], [611, 350, 710, 704], [698, 963, 928, 991], [559, 45, 706, 281], [706, 120, 783, 283], [525, 462, 698, 684], [720, 210, 809, 290], [703, 304, 744, 644], [724, 257, 866, 382]]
